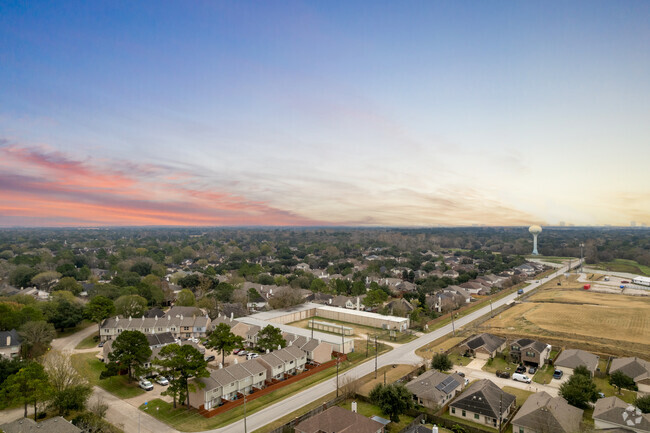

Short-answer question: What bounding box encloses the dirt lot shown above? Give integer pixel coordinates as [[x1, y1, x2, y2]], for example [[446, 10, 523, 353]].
[[477, 276, 650, 358], [357, 364, 418, 396]]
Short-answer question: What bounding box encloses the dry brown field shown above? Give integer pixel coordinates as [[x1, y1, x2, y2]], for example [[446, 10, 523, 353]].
[[477, 275, 650, 358]]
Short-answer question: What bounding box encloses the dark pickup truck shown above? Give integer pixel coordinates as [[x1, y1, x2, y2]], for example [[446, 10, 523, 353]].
[[496, 370, 510, 378]]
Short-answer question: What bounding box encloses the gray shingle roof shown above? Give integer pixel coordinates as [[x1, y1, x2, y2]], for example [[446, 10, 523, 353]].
[[512, 391, 583, 433], [406, 370, 463, 403], [0, 329, 21, 348], [449, 379, 516, 419], [554, 349, 599, 372], [593, 396, 650, 431], [464, 333, 506, 353]]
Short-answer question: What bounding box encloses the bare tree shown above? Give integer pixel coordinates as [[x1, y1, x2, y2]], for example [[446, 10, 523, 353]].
[[44, 350, 88, 392], [340, 374, 360, 399]]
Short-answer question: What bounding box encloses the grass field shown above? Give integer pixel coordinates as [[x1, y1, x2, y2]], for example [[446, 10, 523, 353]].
[[533, 364, 555, 384], [502, 386, 533, 406], [477, 275, 650, 358], [593, 259, 650, 276], [75, 333, 100, 349], [71, 352, 145, 399], [415, 335, 466, 360], [357, 364, 417, 396]]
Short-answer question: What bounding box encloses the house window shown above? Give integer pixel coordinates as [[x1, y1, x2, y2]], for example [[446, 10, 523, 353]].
[[526, 351, 535, 357], [462, 410, 466, 417], [474, 414, 479, 420], [451, 408, 455, 414], [519, 428, 524, 433]]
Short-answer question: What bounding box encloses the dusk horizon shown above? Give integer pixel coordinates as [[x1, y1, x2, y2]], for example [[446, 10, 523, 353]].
[[2, 1, 649, 228]]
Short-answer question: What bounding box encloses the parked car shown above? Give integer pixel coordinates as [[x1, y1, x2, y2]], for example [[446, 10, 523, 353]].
[[528, 366, 537, 374], [517, 289, 524, 294], [204, 355, 216, 362], [515, 365, 526, 374], [456, 371, 465, 377], [98, 341, 104, 348], [512, 373, 532, 383], [246, 353, 259, 360], [139, 379, 154, 391], [496, 370, 510, 379], [237, 350, 248, 356], [621, 280, 630, 284], [156, 376, 169, 386], [233, 349, 243, 354], [553, 370, 564, 380]]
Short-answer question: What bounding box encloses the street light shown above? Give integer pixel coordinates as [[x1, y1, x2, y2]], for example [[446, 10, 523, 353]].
[[139, 401, 148, 433]]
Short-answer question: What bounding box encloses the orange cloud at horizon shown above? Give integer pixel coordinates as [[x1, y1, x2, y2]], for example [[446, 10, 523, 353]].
[[0, 144, 323, 227]]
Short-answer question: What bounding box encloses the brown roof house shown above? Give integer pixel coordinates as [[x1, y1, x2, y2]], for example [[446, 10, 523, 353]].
[[509, 338, 552, 367], [406, 369, 465, 409], [460, 333, 507, 359], [610, 357, 650, 394], [0, 416, 82, 433], [511, 391, 583, 433], [295, 406, 385, 433], [554, 349, 599, 376], [593, 396, 650, 432], [448, 379, 516, 429]]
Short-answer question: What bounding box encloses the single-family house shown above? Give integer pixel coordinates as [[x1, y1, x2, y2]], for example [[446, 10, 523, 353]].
[[0, 416, 82, 433], [295, 406, 385, 433], [609, 357, 650, 393], [554, 349, 599, 376], [511, 391, 583, 433], [0, 330, 22, 359], [406, 369, 465, 409], [593, 396, 650, 433], [460, 334, 507, 359], [448, 379, 516, 429], [510, 338, 552, 367]]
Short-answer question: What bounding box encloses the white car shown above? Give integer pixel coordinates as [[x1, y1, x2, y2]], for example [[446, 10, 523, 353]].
[[139, 379, 154, 391], [156, 376, 169, 386]]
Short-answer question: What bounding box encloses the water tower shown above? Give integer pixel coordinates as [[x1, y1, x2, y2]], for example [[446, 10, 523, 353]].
[[529, 225, 542, 255]]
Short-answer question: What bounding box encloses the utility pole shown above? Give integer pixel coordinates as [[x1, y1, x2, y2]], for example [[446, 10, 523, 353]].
[[244, 394, 247, 433], [383, 371, 386, 385], [336, 357, 340, 397], [498, 392, 502, 432], [580, 243, 584, 273], [341, 326, 344, 355], [451, 311, 456, 337], [374, 335, 378, 379]]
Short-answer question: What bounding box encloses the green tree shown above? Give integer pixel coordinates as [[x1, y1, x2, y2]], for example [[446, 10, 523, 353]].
[[309, 278, 327, 292], [609, 370, 636, 394], [42, 297, 85, 332], [1, 361, 53, 419], [114, 294, 148, 317], [0, 357, 26, 386], [369, 383, 414, 422], [50, 384, 92, 415], [19, 321, 56, 358], [431, 353, 453, 372], [9, 265, 38, 288], [101, 330, 151, 381], [636, 395, 650, 414], [364, 288, 388, 307], [559, 371, 600, 409], [256, 325, 286, 353], [30, 271, 62, 289], [154, 344, 209, 408], [205, 323, 245, 365], [176, 289, 196, 306], [54, 277, 83, 295], [85, 296, 116, 335], [573, 365, 592, 378]]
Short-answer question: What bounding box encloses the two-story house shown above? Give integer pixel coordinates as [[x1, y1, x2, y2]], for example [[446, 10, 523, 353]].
[[509, 338, 552, 367]]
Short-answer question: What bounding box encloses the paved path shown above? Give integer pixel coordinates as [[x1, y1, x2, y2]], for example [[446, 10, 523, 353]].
[[206, 262, 575, 433]]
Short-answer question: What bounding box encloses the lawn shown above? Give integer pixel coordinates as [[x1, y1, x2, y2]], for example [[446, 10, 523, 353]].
[[593, 376, 637, 404], [340, 400, 414, 432], [593, 259, 650, 277], [482, 355, 518, 374], [75, 333, 100, 349], [139, 344, 392, 431], [415, 335, 466, 360], [477, 275, 650, 358], [449, 352, 472, 367], [533, 364, 555, 385], [357, 364, 418, 397], [56, 320, 94, 338], [502, 386, 533, 406], [71, 353, 145, 399]]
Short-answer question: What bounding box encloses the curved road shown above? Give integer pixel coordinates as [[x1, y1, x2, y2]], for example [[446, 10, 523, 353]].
[[211, 262, 575, 433], [0, 261, 574, 432]]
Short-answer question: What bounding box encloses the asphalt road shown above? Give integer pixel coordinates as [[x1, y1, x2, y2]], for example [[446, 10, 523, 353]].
[[208, 261, 574, 433], [0, 260, 574, 433]]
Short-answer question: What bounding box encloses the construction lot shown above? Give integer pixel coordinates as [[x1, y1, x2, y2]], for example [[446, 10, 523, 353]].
[[475, 275, 650, 358]]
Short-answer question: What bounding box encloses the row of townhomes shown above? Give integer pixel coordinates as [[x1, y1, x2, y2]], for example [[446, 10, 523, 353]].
[[99, 306, 210, 342], [189, 345, 310, 410]]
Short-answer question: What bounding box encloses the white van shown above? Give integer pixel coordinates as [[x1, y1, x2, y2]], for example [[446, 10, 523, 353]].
[[512, 373, 531, 383]]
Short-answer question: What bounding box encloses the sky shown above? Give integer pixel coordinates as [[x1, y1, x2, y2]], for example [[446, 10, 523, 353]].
[[1, 1, 649, 227]]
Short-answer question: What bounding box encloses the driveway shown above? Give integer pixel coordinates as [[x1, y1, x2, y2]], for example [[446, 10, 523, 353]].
[[454, 364, 559, 396]]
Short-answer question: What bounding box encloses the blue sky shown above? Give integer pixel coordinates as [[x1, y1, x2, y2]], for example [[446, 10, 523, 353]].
[[1, 1, 648, 226]]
